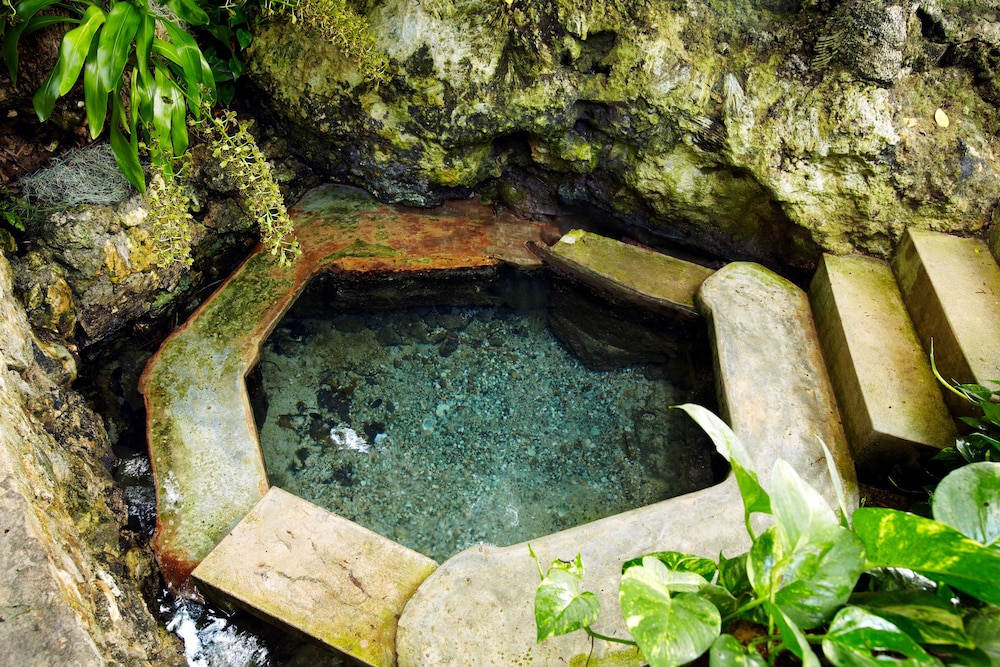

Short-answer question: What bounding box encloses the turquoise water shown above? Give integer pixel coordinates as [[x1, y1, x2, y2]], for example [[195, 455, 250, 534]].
[[254, 270, 716, 562]]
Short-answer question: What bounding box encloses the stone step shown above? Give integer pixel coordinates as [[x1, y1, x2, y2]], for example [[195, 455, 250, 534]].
[[526, 230, 715, 318], [891, 228, 1000, 399], [810, 254, 955, 479], [192, 487, 438, 667]]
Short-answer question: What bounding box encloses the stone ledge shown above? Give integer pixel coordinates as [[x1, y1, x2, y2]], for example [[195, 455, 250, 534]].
[[527, 230, 715, 318], [192, 488, 437, 667]]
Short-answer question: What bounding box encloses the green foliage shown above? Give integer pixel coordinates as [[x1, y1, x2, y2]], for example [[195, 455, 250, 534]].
[[257, 0, 387, 84], [2, 0, 216, 192], [930, 347, 1000, 464], [532, 405, 1000, 667], [198, 108, 299, 265], [2, 0, 384, 266]]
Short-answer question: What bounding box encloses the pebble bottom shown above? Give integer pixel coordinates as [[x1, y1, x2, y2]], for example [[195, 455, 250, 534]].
[[257, 303, 697, 562]]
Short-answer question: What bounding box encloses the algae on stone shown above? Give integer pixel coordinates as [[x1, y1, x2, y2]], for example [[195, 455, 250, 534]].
[[248, 0, 1000, 270]]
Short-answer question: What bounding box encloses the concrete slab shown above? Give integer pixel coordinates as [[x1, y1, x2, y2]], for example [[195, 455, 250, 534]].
[[192, 487, 437, 667], [891, 228, 1000, 394], [810, 254, 955, 479], [697, 262, 859, 508], [395, 262, 857, 667], [140, 185, 555, 594], [526, 230, 715, 317]]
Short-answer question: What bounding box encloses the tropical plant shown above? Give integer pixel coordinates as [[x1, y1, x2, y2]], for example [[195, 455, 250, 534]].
[[2, 0, 217, 192], [2, 0, 384, 265], [533, 404, 1000, 666], [931, 349, 1000, 465]]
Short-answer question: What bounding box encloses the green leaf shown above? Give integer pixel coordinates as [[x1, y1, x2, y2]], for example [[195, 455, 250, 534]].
[[709, 634, 767, 667], [765, 601, 820, 667], [821, 606, 944, 667], [620, 557, 721, 667], [160, 19, 215, 107], [748, 525, 865, 629], [82, 36, 108, 138], [32, 60, 63, 120], [849, 591, 972, 648], [152, 67, 187, 157], [54, 4, 106, 96], [932, 462, 1000, 547], [534, 553, 600, 641], [165, 0, 209, 26], [236, 27, 253, 49], [95, 1, 140, 92], [854, 508, 1000, 606], [3, 0, 65, 81], [965, 607, 1000, 663], [674, 404, 771, 532], [770, 459, 841, 551], [109, 99, 144, 192], [622, 551, 717, 580], [718, 552, 752, 598]]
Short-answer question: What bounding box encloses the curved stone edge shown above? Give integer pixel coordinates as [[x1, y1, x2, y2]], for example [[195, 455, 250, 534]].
[[396, 261, 857, 666], [139, 184, 555, 594]]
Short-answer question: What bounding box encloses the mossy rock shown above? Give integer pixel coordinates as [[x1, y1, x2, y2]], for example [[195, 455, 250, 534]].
[[248, 0, 1000, 270]]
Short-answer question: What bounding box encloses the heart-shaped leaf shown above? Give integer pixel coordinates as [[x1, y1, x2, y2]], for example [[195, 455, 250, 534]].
[[533, 553, 600, 641], [620, 557, 721, 667], [932, 462, 1000, 547]]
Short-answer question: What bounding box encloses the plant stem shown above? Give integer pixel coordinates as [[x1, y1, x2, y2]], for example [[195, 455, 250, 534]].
[[584, 627, 637, 646], [722, 595, 767, 623]]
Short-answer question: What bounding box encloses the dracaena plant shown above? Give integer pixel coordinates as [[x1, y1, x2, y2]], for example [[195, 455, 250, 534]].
[[3, 0, 215, 191], [533, 405, 1000, 666]]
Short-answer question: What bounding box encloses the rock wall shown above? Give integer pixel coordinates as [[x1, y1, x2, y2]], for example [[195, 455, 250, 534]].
[[0, 254, 183, 665], [247, 0, 1000, 271]]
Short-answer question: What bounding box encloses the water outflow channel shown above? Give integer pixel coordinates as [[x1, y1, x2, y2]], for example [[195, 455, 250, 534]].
[[252, 268, 719, 562]]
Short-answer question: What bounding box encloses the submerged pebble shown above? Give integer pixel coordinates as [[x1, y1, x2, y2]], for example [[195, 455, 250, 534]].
[[257, 300, 708, 562]]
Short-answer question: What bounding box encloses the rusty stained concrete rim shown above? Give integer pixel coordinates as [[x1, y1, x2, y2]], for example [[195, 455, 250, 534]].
[[138, 184, 558, 594]]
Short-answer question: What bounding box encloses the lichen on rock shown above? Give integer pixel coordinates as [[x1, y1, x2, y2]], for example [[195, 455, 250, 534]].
[[247, 0, 1000, 270]]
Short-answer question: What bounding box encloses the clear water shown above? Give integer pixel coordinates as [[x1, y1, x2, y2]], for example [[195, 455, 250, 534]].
[[254, 270, 716, 562]]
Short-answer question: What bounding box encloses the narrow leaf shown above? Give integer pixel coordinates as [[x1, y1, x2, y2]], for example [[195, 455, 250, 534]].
[[165, 0, 209, 26], [82, 37, 108, 138], [3, 0, 65, 81], [110, 100, 144, 192], [854, 508, 1000, 606], [95, 1, 141, 92], [32, 58, 63, 120], [55, 5, 106, 96]]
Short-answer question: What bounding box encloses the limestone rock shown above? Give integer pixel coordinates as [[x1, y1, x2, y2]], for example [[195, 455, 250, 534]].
[[247, 0, 1000, 270], [0, 253, 183, 665]]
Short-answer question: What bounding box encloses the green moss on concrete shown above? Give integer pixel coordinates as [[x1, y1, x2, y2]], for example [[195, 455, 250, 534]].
[[321, 238, 404, 262], [194, 254, 297, 346]]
